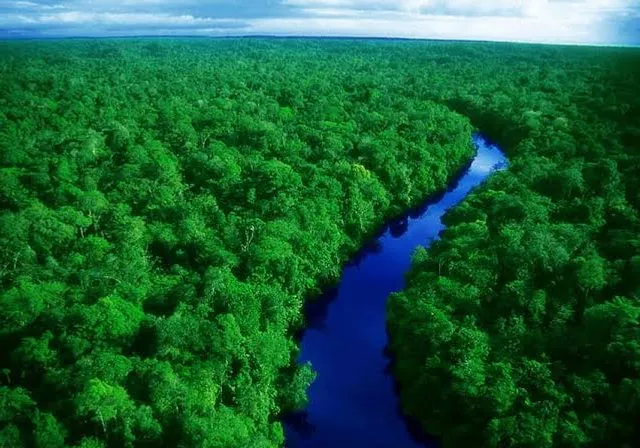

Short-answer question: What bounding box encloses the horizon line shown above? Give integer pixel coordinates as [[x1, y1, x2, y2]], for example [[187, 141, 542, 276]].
[[1, 33, 639, 49]]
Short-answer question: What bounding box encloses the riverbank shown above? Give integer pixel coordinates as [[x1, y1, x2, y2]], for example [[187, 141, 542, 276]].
[[285, 135, 507, 447]]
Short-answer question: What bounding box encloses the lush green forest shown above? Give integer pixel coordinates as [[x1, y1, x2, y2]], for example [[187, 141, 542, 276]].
[[0, 38, 476, 447], [386, 43, 640, 446], [1, 38, 639, 447]]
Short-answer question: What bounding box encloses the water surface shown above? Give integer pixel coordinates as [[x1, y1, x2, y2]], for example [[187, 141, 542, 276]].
[[285, 135, 507, 448]]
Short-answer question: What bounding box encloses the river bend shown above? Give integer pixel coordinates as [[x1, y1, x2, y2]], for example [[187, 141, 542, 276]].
[[285, 134, 508, 448]]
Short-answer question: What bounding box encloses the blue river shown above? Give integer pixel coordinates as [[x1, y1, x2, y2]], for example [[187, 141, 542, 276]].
[[284, 134, 507, 448]]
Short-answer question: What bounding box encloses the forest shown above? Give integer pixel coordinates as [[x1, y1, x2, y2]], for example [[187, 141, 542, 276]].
[[0, 38, 639, 447], [386, 42, 640, 447], [0, 38, 475, 447]]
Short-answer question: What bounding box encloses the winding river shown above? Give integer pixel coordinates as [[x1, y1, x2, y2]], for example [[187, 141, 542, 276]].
[[284, 134, 507, 448]]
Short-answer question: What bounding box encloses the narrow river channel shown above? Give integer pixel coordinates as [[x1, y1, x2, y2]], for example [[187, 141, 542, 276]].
[[284, 134, 508, 448]]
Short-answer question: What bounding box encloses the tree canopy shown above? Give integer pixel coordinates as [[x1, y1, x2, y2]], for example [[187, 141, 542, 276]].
[[387, 40, 640, 448], [0, 37, 475, 447], [1, 37, 638, 447]]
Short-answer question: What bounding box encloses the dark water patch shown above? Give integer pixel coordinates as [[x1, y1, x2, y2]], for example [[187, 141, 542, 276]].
[[284, 135, 508, 448]]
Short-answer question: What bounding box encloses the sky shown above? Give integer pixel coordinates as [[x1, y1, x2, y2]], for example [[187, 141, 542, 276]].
[[0, 0, 638, 45]]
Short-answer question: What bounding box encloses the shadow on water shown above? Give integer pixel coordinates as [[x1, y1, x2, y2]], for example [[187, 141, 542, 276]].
[[346, 155, 475, 269], [388, 217, 409, 238], [382, 339, 442, 447], [284, 412, 316, 442], [302, 287, 339, 332], [284, 134, 508, 448], [296, 153, 474, 338]]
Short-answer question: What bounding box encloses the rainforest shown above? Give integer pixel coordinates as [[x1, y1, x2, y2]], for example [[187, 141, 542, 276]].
[[0, 38, 638, 448]]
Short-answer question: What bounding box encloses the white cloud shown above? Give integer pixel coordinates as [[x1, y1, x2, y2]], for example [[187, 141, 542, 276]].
[[0, 10, 247, 32], [0, 0, 66, 9], [282, 0, 634, 17], [37, 11, 218, 26], [0, 0, 637, 44], [275, 0, 639, 43], [283, 0, 527, 16], [248, 14, 595, 43]]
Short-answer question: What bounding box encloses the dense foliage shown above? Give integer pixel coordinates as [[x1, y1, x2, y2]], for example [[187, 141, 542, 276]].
[[2, 38, 639, 448], [0, 38, 477, 447], [387, 42, 640, 446]]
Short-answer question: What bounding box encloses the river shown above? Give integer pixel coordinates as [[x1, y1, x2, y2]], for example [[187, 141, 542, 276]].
[[284, 134, 508, 448]]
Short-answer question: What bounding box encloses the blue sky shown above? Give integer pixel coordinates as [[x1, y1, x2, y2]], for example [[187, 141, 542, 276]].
[[0, 0, 638, 45]]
